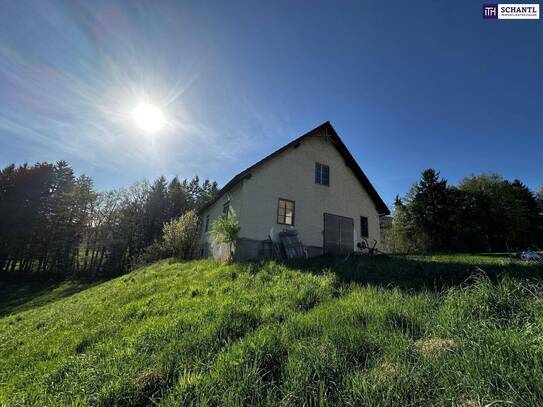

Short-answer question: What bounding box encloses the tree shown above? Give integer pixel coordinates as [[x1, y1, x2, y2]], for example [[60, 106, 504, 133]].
[[391, 169, 454, 252], [81, 190, 120, 277], [184, 176, 219, 210], [508, 180, 541, 250], [388, 170, 543, 254], [143, 176, 169, 246], [167, 177, 189, 219], [209, 215, 240, 262], [459, 174, 542, 251], [0, 160, 223, 277], [538, 187, 543, 248], [0, 162, 56, 273], [199, 179, 219, 209], [162, 210, 200, 260], [538, 186, 543, 220]]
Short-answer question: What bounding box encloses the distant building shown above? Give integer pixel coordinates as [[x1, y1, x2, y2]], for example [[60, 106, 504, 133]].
[[198, 121, 389, 260]]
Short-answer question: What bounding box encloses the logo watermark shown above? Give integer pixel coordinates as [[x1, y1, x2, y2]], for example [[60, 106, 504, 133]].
[[483, 3, 539, 19]]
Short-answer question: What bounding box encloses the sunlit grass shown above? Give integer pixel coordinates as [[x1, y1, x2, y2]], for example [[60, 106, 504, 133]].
[[0, 255, 542, 406]]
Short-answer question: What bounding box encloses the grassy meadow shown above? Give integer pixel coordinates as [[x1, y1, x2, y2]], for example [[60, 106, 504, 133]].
[[1, 254, 543, 406]]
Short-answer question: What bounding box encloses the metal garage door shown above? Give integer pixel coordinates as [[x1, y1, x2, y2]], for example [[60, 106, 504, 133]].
[[323, 213, 354, 256]]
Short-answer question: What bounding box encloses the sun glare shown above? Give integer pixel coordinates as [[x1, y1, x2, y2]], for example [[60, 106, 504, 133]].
[[132, 102, 165, 133]]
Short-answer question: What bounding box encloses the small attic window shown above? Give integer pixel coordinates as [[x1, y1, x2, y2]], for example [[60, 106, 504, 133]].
[[315, 162, 330, 186]]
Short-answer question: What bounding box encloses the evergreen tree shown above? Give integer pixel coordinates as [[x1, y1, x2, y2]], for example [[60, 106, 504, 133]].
[[406, 169, 454, 251], [167, 177, 189, 219], [143, 176, 169, 245]]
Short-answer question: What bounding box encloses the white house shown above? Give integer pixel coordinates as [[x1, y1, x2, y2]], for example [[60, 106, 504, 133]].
[[198, 121, 389, 260]]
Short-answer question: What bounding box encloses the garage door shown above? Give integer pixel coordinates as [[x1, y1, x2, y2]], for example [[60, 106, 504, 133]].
[[323, 213, 354, 256]]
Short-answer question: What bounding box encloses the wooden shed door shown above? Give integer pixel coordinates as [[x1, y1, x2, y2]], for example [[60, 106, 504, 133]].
[[323, 213, 354, 256]]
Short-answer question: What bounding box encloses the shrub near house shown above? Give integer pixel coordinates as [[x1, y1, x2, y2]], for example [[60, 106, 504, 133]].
[[209, 215, 240, 263], [162, 210, 200, 260]]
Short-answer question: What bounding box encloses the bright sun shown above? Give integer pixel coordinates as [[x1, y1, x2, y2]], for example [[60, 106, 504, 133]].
[[132, 102, 165, 133]]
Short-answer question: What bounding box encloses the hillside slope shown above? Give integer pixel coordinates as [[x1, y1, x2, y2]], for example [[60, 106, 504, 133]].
[[1, 256, 543, 406]]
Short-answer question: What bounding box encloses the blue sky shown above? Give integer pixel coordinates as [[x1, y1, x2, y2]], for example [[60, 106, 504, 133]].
[[0, 0, 541, 206]]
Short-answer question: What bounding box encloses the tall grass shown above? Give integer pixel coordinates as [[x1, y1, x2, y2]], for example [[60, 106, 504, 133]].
[[1, 255, 542, 406]]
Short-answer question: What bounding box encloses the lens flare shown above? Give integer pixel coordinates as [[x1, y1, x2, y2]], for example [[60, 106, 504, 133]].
[[132, 102, 165, 133]]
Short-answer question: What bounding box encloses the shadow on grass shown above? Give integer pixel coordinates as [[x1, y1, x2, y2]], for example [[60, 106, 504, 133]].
[[476, 252, 543, 258], [0, 278, 94, 317], [474, 253, 513, 258], [2, 254, 542, 315], [284, 254, 543, 292]]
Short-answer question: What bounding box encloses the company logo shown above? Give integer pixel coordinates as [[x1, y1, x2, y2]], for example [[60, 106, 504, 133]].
[[483, 3, 540, 19], [483, 4, 499, 18]]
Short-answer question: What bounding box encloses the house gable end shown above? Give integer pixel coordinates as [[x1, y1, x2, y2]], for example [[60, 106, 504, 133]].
[[237, 133, 383, 248], [199, 121, 389, 215]]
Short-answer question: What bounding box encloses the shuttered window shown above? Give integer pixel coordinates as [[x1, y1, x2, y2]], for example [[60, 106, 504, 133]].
[[277, 198, 295, 225], [360, 216, 369, 238], [315, 162, 330, 186], [204, 214, 210, 232]]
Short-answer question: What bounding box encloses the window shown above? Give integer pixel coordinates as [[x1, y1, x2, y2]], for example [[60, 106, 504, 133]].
[[204, 214, 210, 232], [315, 162, 330, 186], [360, 216, 369, 238], [222, 201, 230, 218], [277, 198, 295, 225]]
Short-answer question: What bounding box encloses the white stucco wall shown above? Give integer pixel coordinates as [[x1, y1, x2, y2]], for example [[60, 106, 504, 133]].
[[199, 182, 244, 249], [200, 130, 382, 253], [238, 132, 381, 249]]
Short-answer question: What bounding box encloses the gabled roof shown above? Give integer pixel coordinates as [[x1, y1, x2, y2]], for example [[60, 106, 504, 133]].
[[199, 121, 390, 215]]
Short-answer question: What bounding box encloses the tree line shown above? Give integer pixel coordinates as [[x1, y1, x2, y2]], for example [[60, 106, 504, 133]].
[[0, 161, 218, 278], [386, 169, 543, 253], [2, 161, 541, 278]]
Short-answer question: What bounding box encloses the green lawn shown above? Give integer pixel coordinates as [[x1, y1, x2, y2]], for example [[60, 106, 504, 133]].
[[1, 254, 542, 406]]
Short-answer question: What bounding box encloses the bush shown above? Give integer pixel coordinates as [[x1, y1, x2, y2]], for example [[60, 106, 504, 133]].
[[209, 216, 240, 263], [134, 240, 169, 268], [162, 210, 200, 259]]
